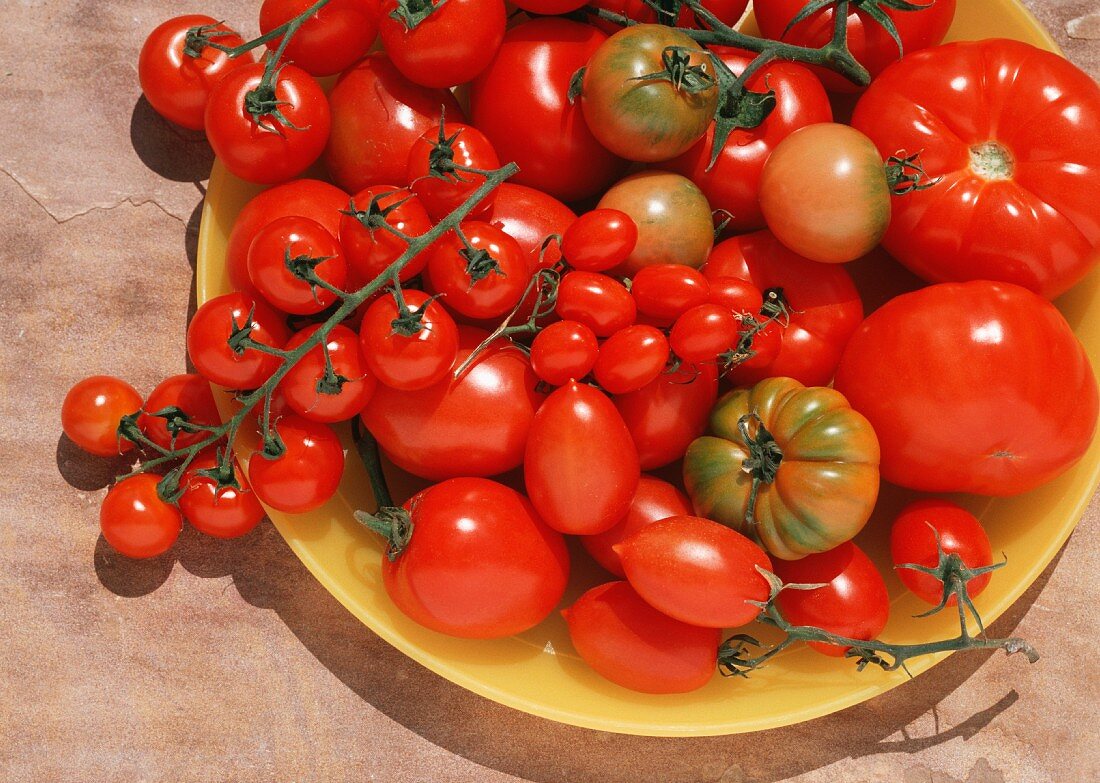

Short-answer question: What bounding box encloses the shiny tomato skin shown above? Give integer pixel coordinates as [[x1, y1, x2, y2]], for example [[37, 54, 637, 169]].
[[591, 0, 748, 32], [707, 276, 763, 314], [631, 264, 710, 325], [360, 289, 459, 391], [834, 280, 1098, 495], [380, 0, 505, 88], [593, 325, 669, 395], [488, 183, 576, 271], [734, 314, 782, 369], [325, 53, 466, 192], [667, 47, 832, 232], [581, 475, 693, 577], [138, 374, 220, 450], [247, 415, 345, 514], [260, 0, 380, 77], [61, 376, 142, 457], [703, 231, 864, 387], [512, 0, 585, 12], [563, 581, 720, 694], [281, 325, 375, 422], [381, 477, 569, 638], [525, 382, 640, 535], [670, 304, 739, 364], [138, 16, 254, 131], [426, 221, 529, 320], [227, 179, 348, 298], [470, 18, 627, 202], [187, 293, 290, 390], [407, 123, 500, 221], [179, 450, 265, 539], [555, 272, 636, 338], [204, 63, 331, 185], [530, 320, 599, 387], [619, 516, 771, 628], [614, 362, 718, 470], [561, 209, 638, 273], [247, 216, 347, 315], [771, 542, 890, 657], [339, 186, 432, 284], [100, 475, 182, 559], [891, 499, 994, 606], [851, 39, 1100, 299], [361, 326, 545, 480]]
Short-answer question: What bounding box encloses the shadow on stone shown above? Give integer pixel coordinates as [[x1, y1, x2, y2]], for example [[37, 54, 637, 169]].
[[55, 434, 133, 492], [130, 96, 215, 183], [93, 533, 174, 598]]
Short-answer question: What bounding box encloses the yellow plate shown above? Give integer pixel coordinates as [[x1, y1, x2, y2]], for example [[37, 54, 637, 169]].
[[196, 3, 1098, 736]]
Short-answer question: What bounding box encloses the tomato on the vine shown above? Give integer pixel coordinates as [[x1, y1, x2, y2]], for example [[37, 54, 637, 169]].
[[591, 0, 749, 32], [179, 450, 265, 539], [593, 325, 669, 395], [247, 216, 347, 315], [100, 474, 182, 559], [247, 414, 345, 513], [555, 271, 636, 338], [339, 186, 433, 284], [529, 320, 599, 387], [139, 373, 221, 450], [426, 221, 529, 320], [631, 264, 710, 325], [487, 184, 576, 271], [187, 292, 290, 390], [281, 324, 375, 422], [61, 376, 142, 457], [360, 289, 459, 392], [891, 499, 994, 606], [561, 209, 638, 273], [379, 0, 505, 88], [407, 123, 500, 221], [259, 0, 380, 77]]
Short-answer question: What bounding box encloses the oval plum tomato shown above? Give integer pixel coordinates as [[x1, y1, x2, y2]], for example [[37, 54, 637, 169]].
[[204, 62, 331, 185], [581, 25, 718, 162], [407, 122, 500, 221], [247, 216, 346, 315], [667, 47, 832, 233], [281, 324, 375, 422], [631, 264, 710, 325], [834, 280, 1099, 495], [361, 326, 544, 479], [770, 542, 890, 657], [851, 39, 1100, 299], [360, 289, 459, 391], [525, 382, 640, 535], [707, 276, 763, 314], [615, 362, 717, 470], [247, 415, 344, 513], [703, 231, 864, 386], [138, 374, 220, 450], [380, 0, 505, 88], [891, 499, 994, 606], [426, 222, 529, 320], [138, 16, 254, 131], [563, 581, 720, 694], [187, 293, 290, 390], [259, 0, 380, 77], [488, 184, 576, 271], [581, 475, 692, 577], [530, 320, 599, 387], [619, 516, 770, 628], [100, 474, 182, 559], [759, 123, 889, 264], [227, 179, 348, 298], [339, 186, 432, 284], [61, 376, 142, 457], [593, 325, 669, 395], [375, 477, 569, 638], [470, 18, 627, 202], [325, 53, 465, 192], [179, 450, 265, 539], [670, 304, 738, 364], [597, 171, 713, 274], [561, 209, 638, 273], [755, 0, 955, 92], [555, 272, 636, 338]]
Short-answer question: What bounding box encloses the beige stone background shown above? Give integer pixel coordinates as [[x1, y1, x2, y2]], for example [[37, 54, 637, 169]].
[[1, 2, 1098, 781]]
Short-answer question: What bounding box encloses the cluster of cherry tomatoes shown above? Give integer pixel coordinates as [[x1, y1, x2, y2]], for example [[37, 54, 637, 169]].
[[61, 0, 1100, 695]]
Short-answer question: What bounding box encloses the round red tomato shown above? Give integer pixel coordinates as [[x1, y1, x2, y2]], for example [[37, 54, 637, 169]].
[[138, 16, 254, 131], [426, 222, 529, 320], [247, 414, 345, 513], [360, 289, 459, 391], [670, 304, 739, 364], [179, 450, 265, 539], [205, 62, 331, 185], [834, 280, 1098, 495], [555, 271, 636, 338], [469, 18, 627, 202], [324, 53, 466, 192], [281, 324, 375, 422], [376, 477, 569, 638], [380, 0, 505, 88], [139, 373, 220, 450], [187, 293, 290, 390], [247, 216, 347, 315], [100, 474, 182, 559], [361, 326, 545, 480], [487, 183, 576, 271], [339, 186, 433, 284], [631, 264, 710, 325], [891, 499, 994, 606], [61, 376, 142, 457], [593, 325, 669, 395], [259, 0, 380, 77], [561, 209, 638, 273], [407, 123, 500, 221], [771, 542, 890, 657], [530, 320, 599, 387]]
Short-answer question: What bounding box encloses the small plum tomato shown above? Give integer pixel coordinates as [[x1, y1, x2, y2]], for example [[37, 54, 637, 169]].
[[555, 271, 636, 337], [61, 376, 142, 457], [426, 221, 529, 320], [100, 474, 182, 559], [670, 304, 739, 364], [359, 289, 460, 391], [707, 276, 764, 315], [529, 320, 599, 387], [630, 264, 710, 325], [281, 324, 375, 422], [247, 216, 347, 315], [561, 209, 638, 272], [592, 325, 669, 395], [891, 499, 994, 606]]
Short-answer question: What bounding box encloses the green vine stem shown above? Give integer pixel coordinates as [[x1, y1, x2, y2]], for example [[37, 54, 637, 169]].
[[188, 0, 335, 61]]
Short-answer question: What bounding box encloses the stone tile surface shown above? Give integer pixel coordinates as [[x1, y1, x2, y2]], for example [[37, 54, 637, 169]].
[[1, 2, 1097, 781]]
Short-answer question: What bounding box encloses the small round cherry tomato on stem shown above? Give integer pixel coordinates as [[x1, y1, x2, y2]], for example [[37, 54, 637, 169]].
[[339, 186, 432, 284], [248, 415, 345, 514], [593, 325, 669, 395], [247, 216, 346, 315], [100, 474, 182, 559], [427, 222, 530, 320], [61, 376, 142, 457], [259, 0, 381, 77], [891, 499, 994, 606], [407, 122, 500, 221], [179, 450, 265, 539], [281, 324, 375, 422], [555, 271, 636, 338], [561, 209, 638, 272], [139, 374, 220, 450], [360, 289, 459, 392], [530, 320, 599, 387], [187, 293, 290, 390]]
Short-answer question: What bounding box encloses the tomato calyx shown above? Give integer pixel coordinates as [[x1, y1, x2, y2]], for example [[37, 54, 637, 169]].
[[356, 506, 416, 560], [737, 413, 784, 533], [183, 21, 239, 59], [705, 54, 778, 171], [784, 0, 934, 58], [885, 150, 942, 195], [193, 446, 243, 492], [343, 192, 415, 238], [284, 247, 340, 303], [388, 0, 444, 32], [630, 46, 716, 94], [460, 246, 505, 285], [968, 141, 1015, 182], [244, 63, 307, 134], [760, 287, 793, 322]]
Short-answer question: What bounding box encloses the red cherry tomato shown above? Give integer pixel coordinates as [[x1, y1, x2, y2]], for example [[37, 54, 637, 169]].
[[561, 209, 638, 272], [100, 474, 182, 558], [556, 271, 636, 338], [563, 581, 720, 694], [891, 499, 994, 606], [379, 0, 505, 88], [339, 186, 433, 284], [630, 264, 710, 326], [204, 62, 331, 185], [670, 304, 739, 364], [259, 0, 380, 77], [378, 477, 570, 638], [179, 450, 265, 539], [530, 320, 599, 387], [426, 221, 529, 320], [280, 324, 375, 422], [138, 374, 220, 450], [61, 376, 142, 457], [593, 325, 669, 395], [360, 289, 459, 391], [247, 216, 347, 315], [247, 415, 345, 513], [187, 293, 290, 390], [581, 475, 692, 577], [707, 276, 764, 314], [525, 382, 640, 535], [407, 123, 500, 221], [618, 516, 771, 628], [615, 362, 718, 470], [771, 542, 890, 657]]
